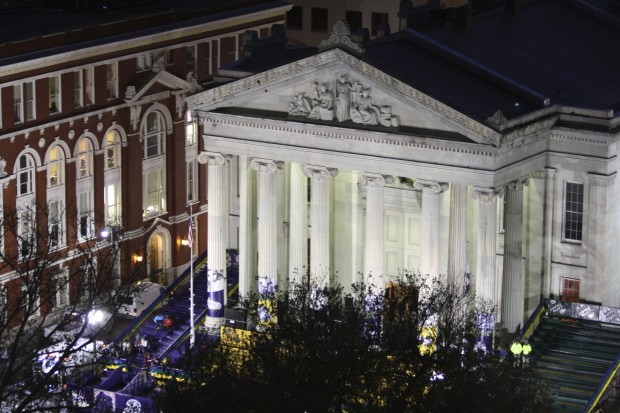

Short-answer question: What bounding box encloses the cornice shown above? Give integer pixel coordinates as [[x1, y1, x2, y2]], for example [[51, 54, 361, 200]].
[[201, 113, 496, 158], [0, 8, 288, 78]]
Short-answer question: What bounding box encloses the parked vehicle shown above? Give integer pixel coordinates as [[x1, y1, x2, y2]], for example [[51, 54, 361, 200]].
[[117, 282, 165, 317]]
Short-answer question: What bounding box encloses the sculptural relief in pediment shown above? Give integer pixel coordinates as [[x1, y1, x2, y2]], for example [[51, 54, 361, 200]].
[[288, 74, 399, 128]]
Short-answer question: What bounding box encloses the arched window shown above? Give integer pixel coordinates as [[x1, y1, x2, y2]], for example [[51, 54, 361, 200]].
[[142, 111, 165, 159], [48, 146, 64, 187], [77, 138, 93, 178], [105, 130, 121, 169], [17, 154, 35, 197]]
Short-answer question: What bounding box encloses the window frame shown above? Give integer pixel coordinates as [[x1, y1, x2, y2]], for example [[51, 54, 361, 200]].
[[562, 181, 584, 243], [74, 70, 83, 109], [106, 63, 118, 100], [49, 75, 61, 114], [311, 7, 328, 32]]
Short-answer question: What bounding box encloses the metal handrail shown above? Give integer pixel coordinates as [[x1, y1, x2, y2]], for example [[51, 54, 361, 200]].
[[582, 352, 620, 413], [114, 251, 208, 344], [517, 300, 546, 342], [156, 281, 239, 362]]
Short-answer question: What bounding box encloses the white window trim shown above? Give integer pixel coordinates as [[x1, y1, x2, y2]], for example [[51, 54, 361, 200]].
[[76, 180, 94, 240], [562, 181, 585, 244], [49, 74, 61, 114], [47, 192, 66, 249], [74, 70, 83, 109]]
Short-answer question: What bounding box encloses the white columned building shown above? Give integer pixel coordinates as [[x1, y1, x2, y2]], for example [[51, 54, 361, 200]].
[[187, 33, 620, 340]]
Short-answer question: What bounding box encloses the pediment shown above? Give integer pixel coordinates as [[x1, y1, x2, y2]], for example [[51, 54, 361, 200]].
[[125, 69, 195, 104], [186, 48, 500, 146], [125, 70, 197, 131]]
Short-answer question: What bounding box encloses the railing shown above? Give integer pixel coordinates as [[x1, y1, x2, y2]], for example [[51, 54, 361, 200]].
[[583, 353, 620, 413], [533, 298, 620, 413], [156, 279, 239, 363], [517, 300, 546, 342], [114, 251, 208, 345]]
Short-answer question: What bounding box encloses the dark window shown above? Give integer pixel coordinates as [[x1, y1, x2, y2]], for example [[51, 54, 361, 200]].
[[345, 10, 362, 33], [311, 7, 328, 32], [371, 12, 388, 36], [564, 182, 584, 242], [287, 6, 303, 30]]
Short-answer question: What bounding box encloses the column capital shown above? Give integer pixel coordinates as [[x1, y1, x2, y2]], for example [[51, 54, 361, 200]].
[[197, 151, 228, 166], [472, 187, 498, 203], [413, 179, 449, 195], [303, 165, 338, 180], [250, 158, 283, 174], [505, 176, 529, 191], [359, 173, 394, 187]]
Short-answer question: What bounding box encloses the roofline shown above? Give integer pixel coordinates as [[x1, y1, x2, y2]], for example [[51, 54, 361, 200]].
[[0, 2, 291, 80]]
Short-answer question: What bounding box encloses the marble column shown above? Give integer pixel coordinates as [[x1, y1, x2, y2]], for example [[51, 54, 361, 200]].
[[304, 165, 338, 288], [359, 173, 393, 293], [501, 177, 528, 333], [251, 159, 282, 295], [472, 187, 498, 307], [413, 180, 448, 281], [198, 151, 227, 329], [238, 156, 254, 299], [448, 184, 468, 288], [289, 162, 308, 285]]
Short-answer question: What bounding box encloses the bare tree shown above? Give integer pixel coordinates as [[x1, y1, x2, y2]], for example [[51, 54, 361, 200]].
[[158, 272, 551, 413], [0, 202, 143, 412]]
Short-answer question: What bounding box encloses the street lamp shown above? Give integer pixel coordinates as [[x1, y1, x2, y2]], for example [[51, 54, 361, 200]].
[[100, 225, 122, 289]]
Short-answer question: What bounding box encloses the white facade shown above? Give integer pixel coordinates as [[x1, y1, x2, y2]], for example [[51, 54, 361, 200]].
[[188, 47, 620, 334]]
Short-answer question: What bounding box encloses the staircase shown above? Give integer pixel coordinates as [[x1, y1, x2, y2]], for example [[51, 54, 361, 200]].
[[116, 249, 240, 363], [530, 316, 620, 412]]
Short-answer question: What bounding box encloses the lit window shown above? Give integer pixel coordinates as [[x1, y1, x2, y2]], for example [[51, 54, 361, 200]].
[[79, 261, 96, 303], [105, 130, 121, 169], [48, 146, 64, 187], [185, 117, 197, 147], [106, 63, 118, 99], [77, 138, 93, 178], [186, 160, 197, 204], [104, 182, 121, 225], [142, 112, 165, 159], [49, 75, 60, 114], [563, 182, 584, 242], [143, 169, 166, 217]]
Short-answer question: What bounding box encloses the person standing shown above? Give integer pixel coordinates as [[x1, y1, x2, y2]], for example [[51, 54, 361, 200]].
[[522, 340, 532, 366], [510, 340, 523, 366]]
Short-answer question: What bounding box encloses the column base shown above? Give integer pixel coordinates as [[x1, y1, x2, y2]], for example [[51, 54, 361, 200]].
[[204, 316, 223, 332]]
